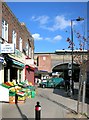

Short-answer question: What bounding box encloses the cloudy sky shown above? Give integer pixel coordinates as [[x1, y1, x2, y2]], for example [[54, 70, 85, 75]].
[[7, 2, 87, 52]]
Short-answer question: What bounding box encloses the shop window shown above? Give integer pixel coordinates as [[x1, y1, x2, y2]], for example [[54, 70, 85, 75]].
[[12, 30, 17, 48], [19, 37, 22, 52], [4, 68, 8, 82], [2, 18, 8, 41]]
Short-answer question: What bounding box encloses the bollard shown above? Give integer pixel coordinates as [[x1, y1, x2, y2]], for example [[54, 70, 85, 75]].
[[35, 101, 41, 120]]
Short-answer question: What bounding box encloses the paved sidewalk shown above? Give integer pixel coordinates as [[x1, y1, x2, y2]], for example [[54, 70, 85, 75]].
[[51, 89, 89, 120], [1, 87, 89, 119], [39, 88, 89, 119], [65, 112, 88, 119]]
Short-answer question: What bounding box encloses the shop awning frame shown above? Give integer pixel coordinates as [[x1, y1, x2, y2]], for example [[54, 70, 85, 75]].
[[5, 55, 25, 68]]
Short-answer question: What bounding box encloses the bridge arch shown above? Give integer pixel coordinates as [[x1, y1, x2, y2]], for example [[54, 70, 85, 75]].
[[52, 62, 80, 82]]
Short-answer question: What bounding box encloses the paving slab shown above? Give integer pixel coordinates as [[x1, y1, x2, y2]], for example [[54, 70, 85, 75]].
[[1, 87, 89, 119]]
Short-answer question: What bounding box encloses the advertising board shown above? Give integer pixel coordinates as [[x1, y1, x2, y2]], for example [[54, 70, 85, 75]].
[[0, 44, 15, 53]]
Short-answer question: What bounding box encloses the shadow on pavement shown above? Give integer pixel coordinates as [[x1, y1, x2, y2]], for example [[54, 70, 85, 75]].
[[16, 103, 28, 120], [53, 88, 89, 104], [0, 101, 9, 103]]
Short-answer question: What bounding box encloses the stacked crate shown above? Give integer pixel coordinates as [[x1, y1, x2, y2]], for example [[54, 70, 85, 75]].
[[9, 91, 16, 104], [17, 92, 26, 103]]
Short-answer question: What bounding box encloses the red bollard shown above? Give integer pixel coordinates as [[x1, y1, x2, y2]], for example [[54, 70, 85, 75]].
[[35, 101, 41, 120]]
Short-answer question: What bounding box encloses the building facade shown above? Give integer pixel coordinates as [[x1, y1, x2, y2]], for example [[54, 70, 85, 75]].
[[37, 55, 52, 73], [0, 2, 35, 85], [34, 54, 52, 80]]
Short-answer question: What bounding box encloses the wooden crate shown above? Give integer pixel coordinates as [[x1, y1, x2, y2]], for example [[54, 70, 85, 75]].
[[9, 96, 15, 104]]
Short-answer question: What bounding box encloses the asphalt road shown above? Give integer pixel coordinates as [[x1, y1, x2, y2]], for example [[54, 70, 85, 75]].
[[1, 87, 89, 119]]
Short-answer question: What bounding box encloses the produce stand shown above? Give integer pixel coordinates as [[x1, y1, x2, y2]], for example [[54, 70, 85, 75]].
[[0, 80, 36, 104]]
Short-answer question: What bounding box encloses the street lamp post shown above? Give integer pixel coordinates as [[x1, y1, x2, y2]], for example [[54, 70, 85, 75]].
[[71, 17, 84, 95], [71, 19, 74, 95]]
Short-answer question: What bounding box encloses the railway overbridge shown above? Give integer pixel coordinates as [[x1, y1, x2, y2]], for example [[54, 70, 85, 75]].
[[34, 50, 88, 81]]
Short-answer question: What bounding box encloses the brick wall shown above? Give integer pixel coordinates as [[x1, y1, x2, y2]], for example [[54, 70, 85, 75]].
[[38, 55, 52, 72], [2, 3, 34, 54]]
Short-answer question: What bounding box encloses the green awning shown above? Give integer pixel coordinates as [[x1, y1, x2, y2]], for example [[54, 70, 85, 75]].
[[5, 56, 25, 68], [12, 59, 25, 67]]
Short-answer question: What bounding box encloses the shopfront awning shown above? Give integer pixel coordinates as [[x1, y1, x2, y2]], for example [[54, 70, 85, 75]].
[[35, 70, 48, 74], [25, 65, 34, 71], [5, 55, 25, 68], [12, 59, 24, 67]]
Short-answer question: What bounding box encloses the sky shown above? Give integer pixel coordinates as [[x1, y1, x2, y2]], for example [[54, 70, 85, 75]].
[[6, 2, 87, 53]]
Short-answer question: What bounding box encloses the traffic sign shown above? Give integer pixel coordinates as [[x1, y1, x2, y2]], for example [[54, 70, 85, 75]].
[[68, 70, 72, 76], [68, 63, 72, 69]]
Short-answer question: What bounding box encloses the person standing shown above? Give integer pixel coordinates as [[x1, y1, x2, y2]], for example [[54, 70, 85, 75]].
[[65, 79, 70, 92]]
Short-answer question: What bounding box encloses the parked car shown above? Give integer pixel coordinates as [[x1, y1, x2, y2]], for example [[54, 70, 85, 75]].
[[40, 77, 65, 88]]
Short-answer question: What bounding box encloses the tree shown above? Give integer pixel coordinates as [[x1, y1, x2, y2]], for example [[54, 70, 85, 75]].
[[66, 27, 88, 114]]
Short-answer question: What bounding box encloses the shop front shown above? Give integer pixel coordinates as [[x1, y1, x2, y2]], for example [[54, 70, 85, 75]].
[[4, 55, 25, 84], [25, 58, 36, 85], [25, 65, 35, 85], [0, 56, 4, 84], [2, 49, 25, 84]]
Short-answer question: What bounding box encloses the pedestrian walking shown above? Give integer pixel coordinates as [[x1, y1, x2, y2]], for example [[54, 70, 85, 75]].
[[65, 79, 70, 92]]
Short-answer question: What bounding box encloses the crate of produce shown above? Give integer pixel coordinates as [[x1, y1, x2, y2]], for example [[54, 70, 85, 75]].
[[1, 83, 11, 89], [9, 96, 15, 104], [17, 91, 26, 104], [28, 86, 35, 91], [18, 96, 26, 101], [17, 91, 25, 97], [17, 95, 26, 104], [27, 90, 31, 98], [9, 91, 16, 96], [31, 91, 36, 98], [9, 91, 16, 104]]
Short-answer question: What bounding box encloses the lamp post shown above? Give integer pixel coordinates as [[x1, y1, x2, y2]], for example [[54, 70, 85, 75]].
[[71, 17, 84, 95]]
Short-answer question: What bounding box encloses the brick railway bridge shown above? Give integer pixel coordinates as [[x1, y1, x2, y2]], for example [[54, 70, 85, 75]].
[[34, 50, 88, 81]]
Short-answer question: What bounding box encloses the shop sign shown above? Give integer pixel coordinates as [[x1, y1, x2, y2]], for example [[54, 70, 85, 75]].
[[0, 56, 4, 63], [0, 44, 15, 53], [15, 49, 22, 58], [9, 49, 22, 58]]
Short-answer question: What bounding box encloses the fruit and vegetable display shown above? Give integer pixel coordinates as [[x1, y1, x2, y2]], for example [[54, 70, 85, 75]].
[[0, 80, 36, 104]]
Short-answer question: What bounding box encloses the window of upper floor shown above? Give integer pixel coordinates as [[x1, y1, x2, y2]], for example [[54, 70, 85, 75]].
[[29, 47, 32, 58], [26, 42, 29, 56], [19, 37, 22, 52], [26, 42, 32, 58], [2, 18, 8, 42], [12, 30, 17, 48], [28, 41, 32, 58]]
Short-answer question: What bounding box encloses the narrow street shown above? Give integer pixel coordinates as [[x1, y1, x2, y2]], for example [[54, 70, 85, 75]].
[[0, 2, 89, 120], [1, 87, 88, 119]]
